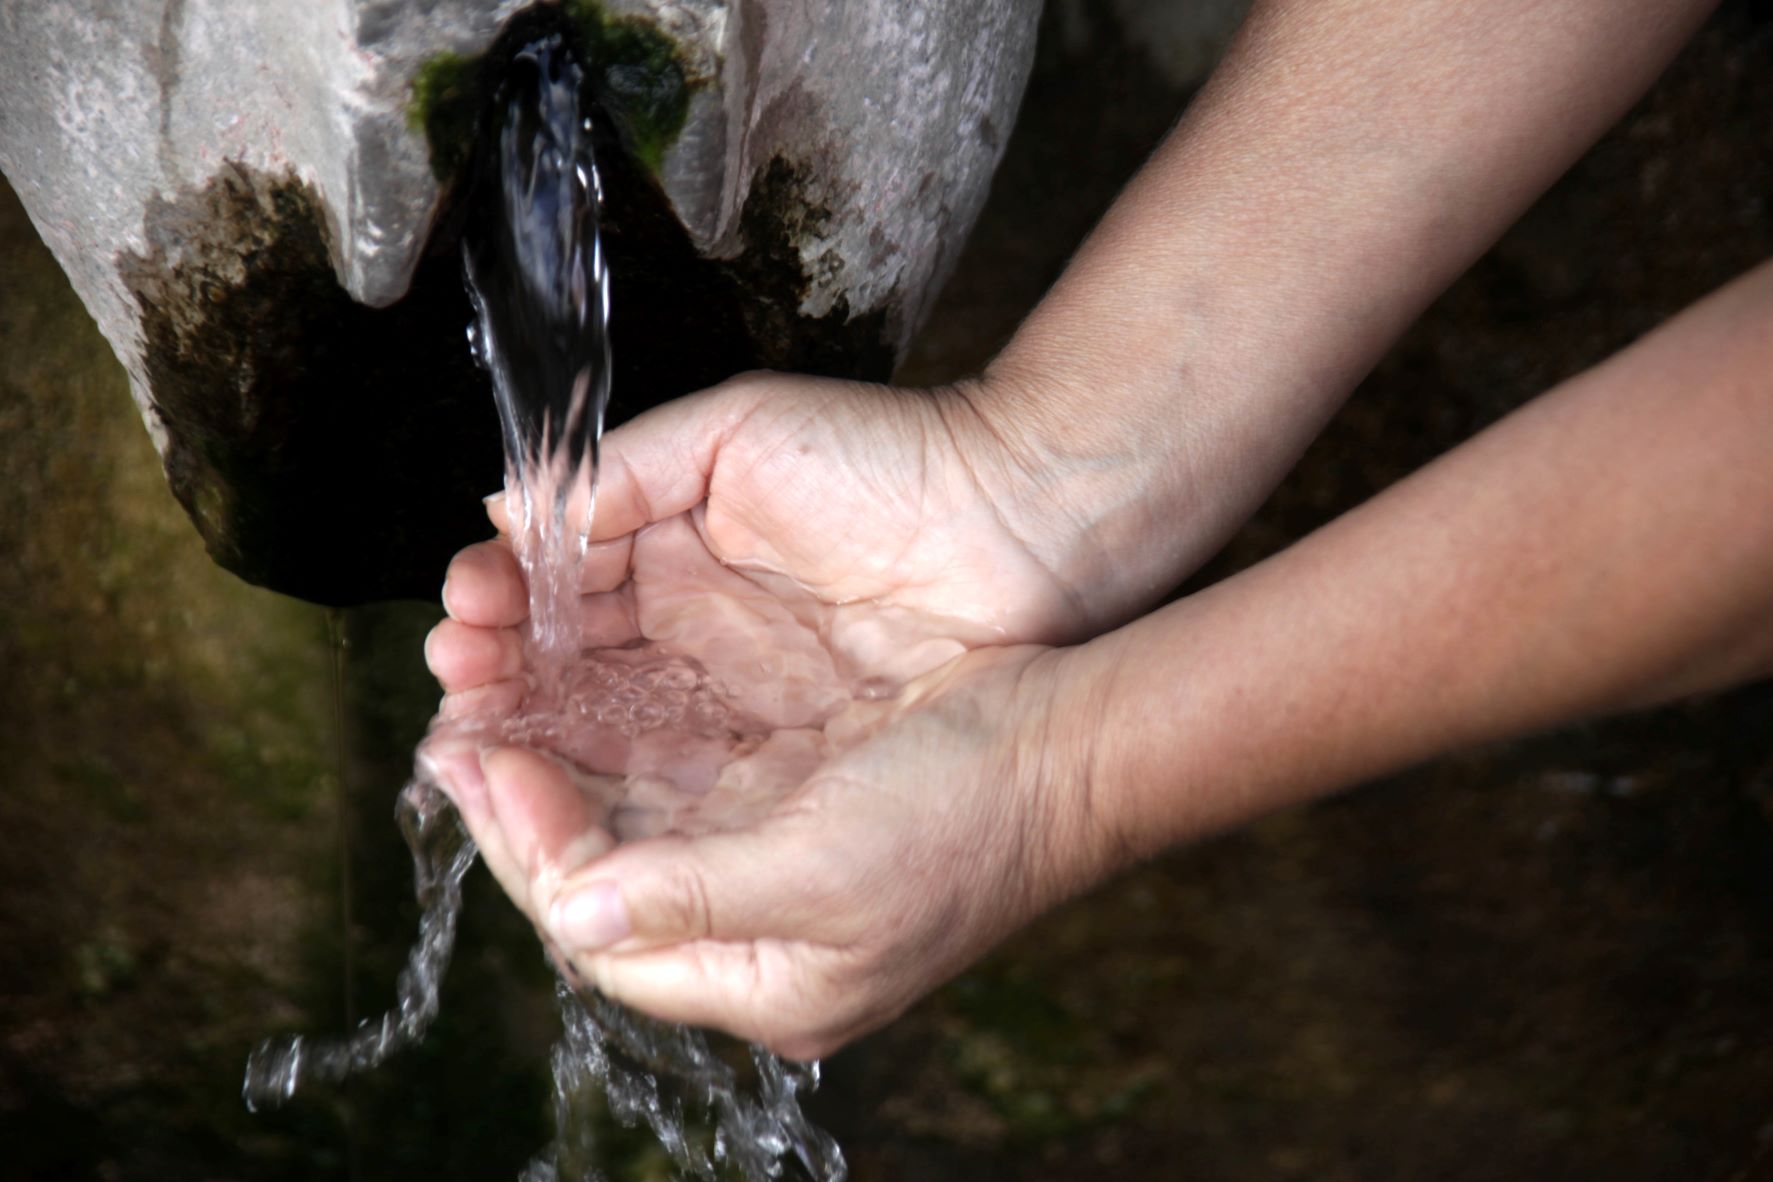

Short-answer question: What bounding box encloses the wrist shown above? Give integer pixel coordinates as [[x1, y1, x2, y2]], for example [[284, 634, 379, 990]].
[[1053, 585, 1363, 865], [935, 370, 1210, 639], [1017, 636, 1159, 893]]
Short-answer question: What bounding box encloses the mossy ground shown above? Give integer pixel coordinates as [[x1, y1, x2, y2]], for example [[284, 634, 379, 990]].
[[4, 1, 1773, 1179]]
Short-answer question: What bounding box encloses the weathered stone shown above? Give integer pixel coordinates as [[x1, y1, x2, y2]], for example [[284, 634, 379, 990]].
[[0, 0, 1039, 602]]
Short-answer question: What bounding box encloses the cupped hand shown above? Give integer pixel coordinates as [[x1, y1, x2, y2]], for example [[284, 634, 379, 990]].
[[423, 372, 1118, 1056], [461, 638, 1099, 1060]]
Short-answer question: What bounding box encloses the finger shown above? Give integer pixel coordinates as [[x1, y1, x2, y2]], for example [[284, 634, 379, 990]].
[[442, 540, 527, 627], [425, 619, 523, 692], [420, 739, 493, 824], [486, 491, 511, 537], [482, 494, 630, 593], [588, 377, 770, 543], [436, 677, 526, 723], [579, 536, 632, 593], [580, 942, 860, 1061], [479, 506, 628, 597], [482, 486, 591, 540], [482, 747, 617, 918]]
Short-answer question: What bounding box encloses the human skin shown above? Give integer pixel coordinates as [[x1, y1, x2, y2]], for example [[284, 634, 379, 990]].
[[425, 0, 1769, 1057]]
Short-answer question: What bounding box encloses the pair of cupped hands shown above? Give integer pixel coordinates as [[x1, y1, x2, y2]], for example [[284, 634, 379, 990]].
[[424, 372, 1162, 1060]]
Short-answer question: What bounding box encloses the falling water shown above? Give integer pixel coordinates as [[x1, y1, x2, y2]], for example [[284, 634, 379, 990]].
[[244, 30, 844, 1181]]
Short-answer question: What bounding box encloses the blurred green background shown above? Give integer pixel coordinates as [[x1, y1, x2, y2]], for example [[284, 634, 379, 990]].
[[3, 4, 1772, 1179]]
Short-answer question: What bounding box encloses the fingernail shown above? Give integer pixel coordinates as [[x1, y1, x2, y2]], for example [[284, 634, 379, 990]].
[[482, 490, 505, 505], [440, 574, 455, 615], [551, 882, 630, 951]]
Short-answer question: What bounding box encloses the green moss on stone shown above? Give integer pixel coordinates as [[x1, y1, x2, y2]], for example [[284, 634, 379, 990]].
[[407, 3, 697, 183], [566, 0, 694, 174], [408, 52, 482, 182]]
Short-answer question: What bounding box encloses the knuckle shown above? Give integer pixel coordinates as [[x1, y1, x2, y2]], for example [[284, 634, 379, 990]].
[[718, 368, 777, 395]]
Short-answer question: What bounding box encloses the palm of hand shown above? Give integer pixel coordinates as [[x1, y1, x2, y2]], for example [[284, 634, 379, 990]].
[[527, 506, 1006, 839], [425, 377, 1085, 1056]]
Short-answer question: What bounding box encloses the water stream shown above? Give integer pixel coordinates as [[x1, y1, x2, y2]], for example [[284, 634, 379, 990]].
[[243, 32, 844, 1180]]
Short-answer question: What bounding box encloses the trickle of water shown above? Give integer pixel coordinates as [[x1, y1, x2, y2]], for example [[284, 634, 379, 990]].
[[244, 28, 846, 1180], [243, 779, 476, 1110]]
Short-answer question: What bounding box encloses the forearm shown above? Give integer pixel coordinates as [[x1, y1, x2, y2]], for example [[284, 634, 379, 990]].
[[972, 0, 1717, 628], [1065, 259, 1773, 860]]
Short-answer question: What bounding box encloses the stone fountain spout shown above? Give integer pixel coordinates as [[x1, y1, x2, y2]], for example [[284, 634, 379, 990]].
[[0, 0, 1040, 603]]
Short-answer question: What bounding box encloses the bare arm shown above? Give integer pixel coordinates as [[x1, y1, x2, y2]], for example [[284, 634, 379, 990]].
[[967, 0, 1720, 632], [511, 274, 1773, 1057], [1060, 258, 1773, 864]]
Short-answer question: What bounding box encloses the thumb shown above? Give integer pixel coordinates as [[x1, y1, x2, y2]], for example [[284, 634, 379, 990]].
[[479, 746, 618, 922], [540, 817, 859, 956], [482, 378, 760, 539], [580, 376, 771, 542], [580, 940, 864, 1061]]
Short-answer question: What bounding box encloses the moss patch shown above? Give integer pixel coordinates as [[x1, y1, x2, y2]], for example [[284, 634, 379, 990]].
[[409, 2, 696, 183], [409, 52, 481, 181], [568, 0, 694, 174]]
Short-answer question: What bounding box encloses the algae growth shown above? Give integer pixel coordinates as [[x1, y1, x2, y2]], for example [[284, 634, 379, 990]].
[[409, 2, 695, 181]]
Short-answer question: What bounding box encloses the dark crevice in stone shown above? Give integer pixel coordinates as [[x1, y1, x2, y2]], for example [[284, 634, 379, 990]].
[[120, 164, 502, 606], [453, 5, 895, 387]]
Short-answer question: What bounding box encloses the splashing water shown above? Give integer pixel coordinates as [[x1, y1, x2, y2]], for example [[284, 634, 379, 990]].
[[244, 31, 845, 1180]]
